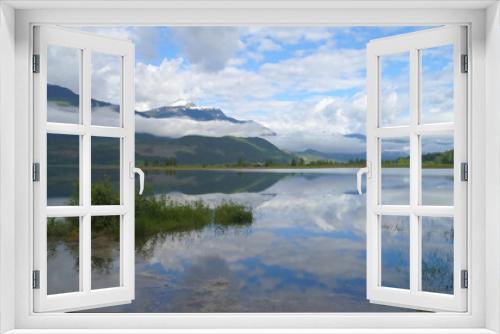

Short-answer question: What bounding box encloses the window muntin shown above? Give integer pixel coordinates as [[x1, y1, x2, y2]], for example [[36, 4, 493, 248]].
[[33, 26, 135, 312], [366, 26, 467, 312]]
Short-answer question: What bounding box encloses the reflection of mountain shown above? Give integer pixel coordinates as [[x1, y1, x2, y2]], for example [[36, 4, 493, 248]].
[[136, 133, 295, 165], [145, 170, 288, 195]]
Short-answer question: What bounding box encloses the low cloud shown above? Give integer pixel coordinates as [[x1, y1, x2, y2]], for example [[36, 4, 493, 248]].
[[135, 115, 275, 138]]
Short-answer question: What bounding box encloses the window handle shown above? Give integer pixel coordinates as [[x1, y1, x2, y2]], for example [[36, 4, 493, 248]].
[[130, 162, 145, 195], [357, 162, 371, 195]]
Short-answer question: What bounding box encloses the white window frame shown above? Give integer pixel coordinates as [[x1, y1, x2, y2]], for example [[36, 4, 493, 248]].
[[365, 26, 468, 312], [0, 1, 498, 333], [32, 25, 136, 312]]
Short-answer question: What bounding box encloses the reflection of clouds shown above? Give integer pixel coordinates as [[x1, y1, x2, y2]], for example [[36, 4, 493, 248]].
[[422, 169, 453, 206], [81, 170, 457, 312], [50, 169, 454, 312], [381, 169, 410, 205], [381, 215, 410, 289], [47, 243, 79, 295], [421, 217, 453, 294], [146, 173, 368, 290], [164, 191, 274, 209]]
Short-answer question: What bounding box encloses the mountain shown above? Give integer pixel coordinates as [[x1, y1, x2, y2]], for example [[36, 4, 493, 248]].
[[135, 134, 295, 165], [140, 103, 244, 123], [295, 148, 365, 162], [48, 84, 117, 110], [47, 84, 275, 135]]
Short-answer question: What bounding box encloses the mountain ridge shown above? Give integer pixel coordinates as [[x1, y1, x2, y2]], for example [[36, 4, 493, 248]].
[[48, 84, 274, 135], [136, 133, 295, 165]]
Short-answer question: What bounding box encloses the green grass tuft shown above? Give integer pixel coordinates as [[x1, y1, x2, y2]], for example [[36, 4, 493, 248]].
[[214, 202, 253, 226]]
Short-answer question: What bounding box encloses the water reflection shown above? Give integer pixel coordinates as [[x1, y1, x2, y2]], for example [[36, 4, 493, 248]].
[[45, 169, 454, 312]]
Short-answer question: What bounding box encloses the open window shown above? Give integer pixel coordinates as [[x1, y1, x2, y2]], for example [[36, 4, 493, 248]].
[[32, 26, 138, 312], [363, 26, 468, 312]]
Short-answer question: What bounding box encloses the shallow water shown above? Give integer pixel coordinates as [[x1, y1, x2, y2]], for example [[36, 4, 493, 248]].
[[47, 168, 454, 312]]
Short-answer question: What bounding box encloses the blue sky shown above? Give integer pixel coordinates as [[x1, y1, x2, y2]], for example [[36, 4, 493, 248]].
[[77, 26, 453, 154]]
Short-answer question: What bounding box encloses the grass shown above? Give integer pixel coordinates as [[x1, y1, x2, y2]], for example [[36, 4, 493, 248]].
[[214, 202, 253, 226], [48, 179, 254, 254]]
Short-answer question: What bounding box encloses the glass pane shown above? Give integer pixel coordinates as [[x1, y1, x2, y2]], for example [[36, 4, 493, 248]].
[[421, 135, 454, 206], [47, 45, 81, 124], [47, 217, 80, 295], [379, 52, 410, 127], [47, 134, 80, 206], [91, 137, 121, 205], [381, 215, 410, 289], [380, 138, 410, 205], [420, 45, 454, 124], [421, 217, 454, 294], [91, 215, 120, 289], [91, 52, 122, 127]]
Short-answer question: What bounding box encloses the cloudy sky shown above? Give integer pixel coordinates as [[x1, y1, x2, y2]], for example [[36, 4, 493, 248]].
[[67, 26, 453, 154]]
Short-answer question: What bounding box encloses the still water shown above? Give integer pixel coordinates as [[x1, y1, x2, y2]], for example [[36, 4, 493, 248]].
[[47, 168, 454, 312]]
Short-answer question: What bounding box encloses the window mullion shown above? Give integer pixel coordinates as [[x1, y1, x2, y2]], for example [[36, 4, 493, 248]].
[[409, 48, 420, 294], [81, 47, 92, 294]]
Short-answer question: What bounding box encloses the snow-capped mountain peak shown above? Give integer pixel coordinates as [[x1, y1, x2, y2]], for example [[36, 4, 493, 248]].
[[170, 99, 196, 108]]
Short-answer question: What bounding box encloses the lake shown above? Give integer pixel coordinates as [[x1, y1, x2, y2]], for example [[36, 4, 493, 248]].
[[46, 168, 454, 312]]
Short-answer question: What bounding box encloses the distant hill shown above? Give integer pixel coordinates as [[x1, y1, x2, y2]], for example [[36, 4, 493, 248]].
[[48, 133, 295, 166], [295, 148, 365, 162], [135, 134, 295, 166], [48, 84, 117, 110]]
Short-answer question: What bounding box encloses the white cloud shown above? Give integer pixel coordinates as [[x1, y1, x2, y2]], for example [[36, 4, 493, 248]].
[[135, 116, 274, 138], [244, 27, 334, 46], [170, 27, 242, 72], [256, 38, 282, 53], [82, 26, 161, 61], [131, 39, 367, 152]]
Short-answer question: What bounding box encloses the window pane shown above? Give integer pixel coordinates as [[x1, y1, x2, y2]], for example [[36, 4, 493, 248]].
[[91, 215, 121, 289], [91, 137, 121, 205], [47, 45, 81, 124], [380, 138, 410, 205], [381, 215, 410, 289], [47, 217, 80, 295], [421, 135, 454, 206], [420, 45, 454, 124], [47, 134, 80, 206], [421, 217, 454, 294], [91, 52, 122, 127], [379, 52, 410, 127]]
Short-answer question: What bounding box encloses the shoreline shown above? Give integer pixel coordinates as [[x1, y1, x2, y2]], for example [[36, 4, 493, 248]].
[[139, 165, 453, 171]]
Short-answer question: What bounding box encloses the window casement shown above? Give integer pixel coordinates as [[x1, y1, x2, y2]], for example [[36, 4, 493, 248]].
[[32, 26, 139, 312], [362, 26, 468, 312]]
